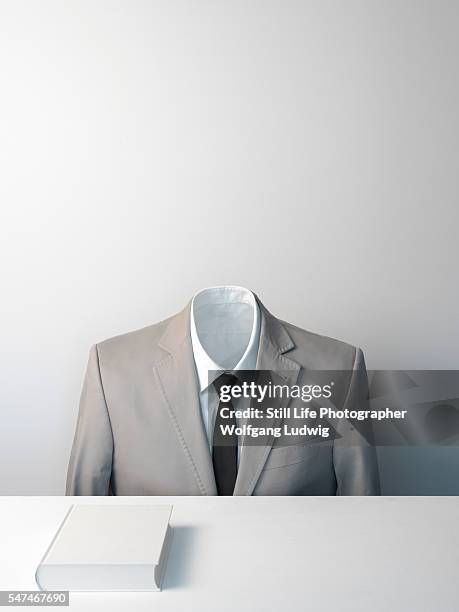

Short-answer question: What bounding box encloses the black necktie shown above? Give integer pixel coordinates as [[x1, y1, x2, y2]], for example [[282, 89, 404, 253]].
[[212, 373, 238, 496]]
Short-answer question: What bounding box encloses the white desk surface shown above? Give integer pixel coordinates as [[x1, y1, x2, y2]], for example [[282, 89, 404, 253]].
[[0, 496, 457, 612]]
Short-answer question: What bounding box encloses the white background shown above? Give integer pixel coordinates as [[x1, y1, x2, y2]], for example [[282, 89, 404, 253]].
[[0, 1, 458, 493]]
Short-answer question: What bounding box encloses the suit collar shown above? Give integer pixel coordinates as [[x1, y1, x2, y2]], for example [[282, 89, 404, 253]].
[[255, 298, 295, 365], [158, 292, 295, 364], [158, 299, 192, 354]]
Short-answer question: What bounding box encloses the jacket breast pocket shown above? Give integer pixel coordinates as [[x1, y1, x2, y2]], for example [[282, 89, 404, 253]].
[[263, 442, 320, 470]]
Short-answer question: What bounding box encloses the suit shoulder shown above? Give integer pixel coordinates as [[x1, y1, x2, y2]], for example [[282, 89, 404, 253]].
[[281, 320, 359, 369], [94, 317, 171, 362]]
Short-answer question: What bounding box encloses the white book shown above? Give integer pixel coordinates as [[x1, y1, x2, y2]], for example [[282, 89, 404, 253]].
[[35, 505, 173, 592]]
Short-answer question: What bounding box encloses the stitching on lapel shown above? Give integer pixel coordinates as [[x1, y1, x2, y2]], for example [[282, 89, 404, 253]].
[[153, 362, 208, 495]]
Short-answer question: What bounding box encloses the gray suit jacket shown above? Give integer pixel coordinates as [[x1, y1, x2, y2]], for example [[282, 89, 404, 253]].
[[66, 297, 380, 495]]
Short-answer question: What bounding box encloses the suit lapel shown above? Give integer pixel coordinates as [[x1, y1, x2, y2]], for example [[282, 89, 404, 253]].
[[233, 301, 301, 495], [154, 302, 217, 495]]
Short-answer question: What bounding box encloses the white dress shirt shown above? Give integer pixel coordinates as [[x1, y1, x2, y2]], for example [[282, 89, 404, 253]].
[[190, 286, 261, 455]]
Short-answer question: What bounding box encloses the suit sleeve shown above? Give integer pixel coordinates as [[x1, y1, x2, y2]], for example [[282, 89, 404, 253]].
[[66, 345, 114, 495], [332, 348, 380, 495]]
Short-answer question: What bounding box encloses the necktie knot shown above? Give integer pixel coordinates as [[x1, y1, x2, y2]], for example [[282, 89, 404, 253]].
[[212, 372, 238, 396]]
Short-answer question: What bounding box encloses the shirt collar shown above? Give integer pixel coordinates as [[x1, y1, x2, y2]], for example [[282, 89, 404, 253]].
[[190, 286, 260, 392]]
